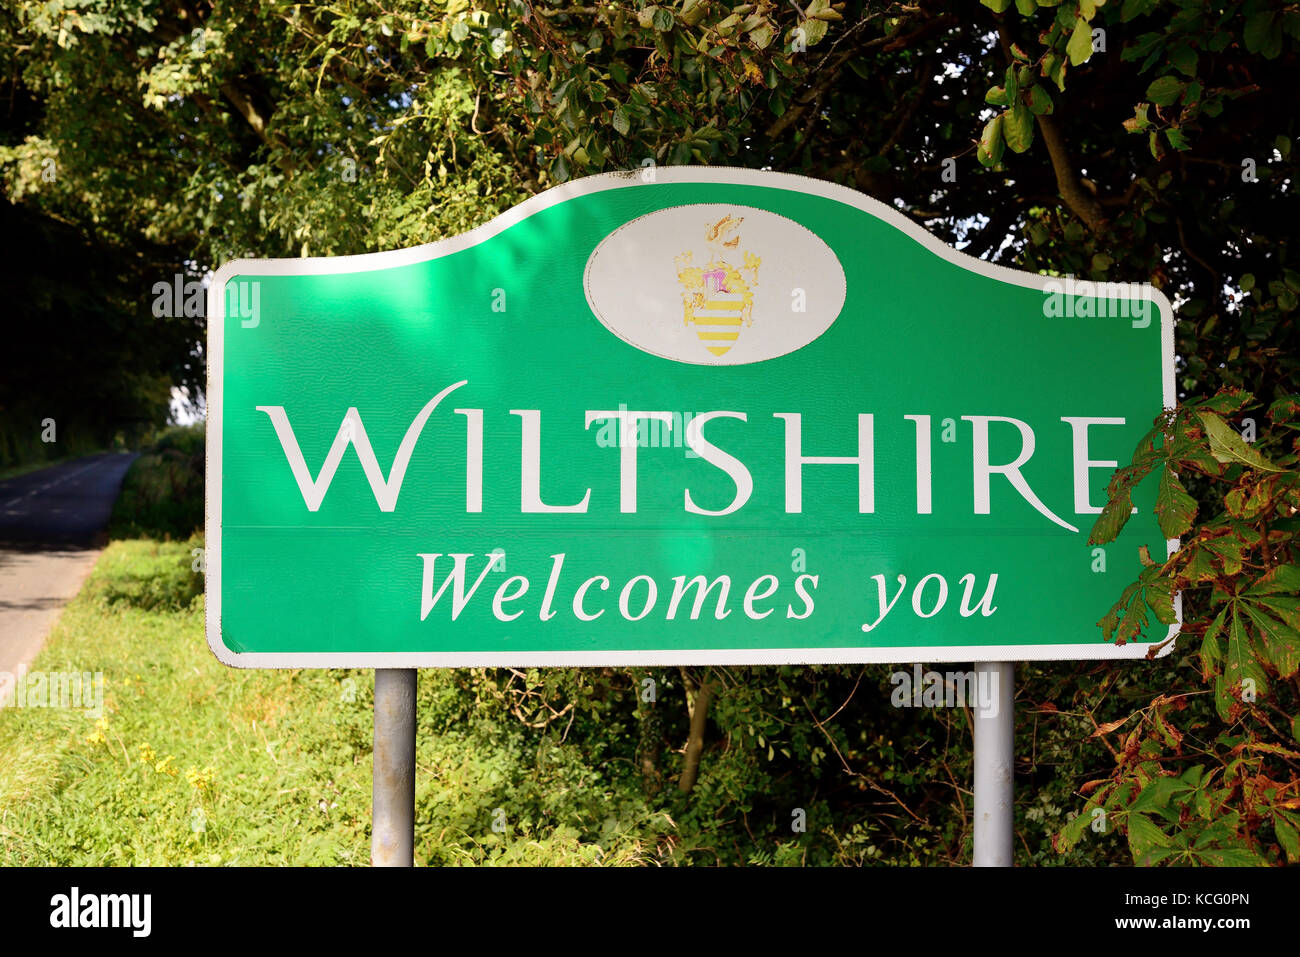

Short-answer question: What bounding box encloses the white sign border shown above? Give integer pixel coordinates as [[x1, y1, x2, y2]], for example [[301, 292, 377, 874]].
[[205, 167, 1180, 668]]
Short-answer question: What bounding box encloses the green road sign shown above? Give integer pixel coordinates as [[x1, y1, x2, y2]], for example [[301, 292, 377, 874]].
[[206, 168, 1177, 668]]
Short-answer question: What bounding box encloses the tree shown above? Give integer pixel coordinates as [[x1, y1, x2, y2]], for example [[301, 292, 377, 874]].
[[2, 0, 1295, 864]]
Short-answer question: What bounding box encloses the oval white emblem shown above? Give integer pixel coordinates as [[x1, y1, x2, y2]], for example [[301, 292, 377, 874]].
[[584, 203, 847, 365]]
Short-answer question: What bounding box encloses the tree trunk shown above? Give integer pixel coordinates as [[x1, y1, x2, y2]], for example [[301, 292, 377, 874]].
[[636, 669, 663, 794], [678, 672, 713, 794]]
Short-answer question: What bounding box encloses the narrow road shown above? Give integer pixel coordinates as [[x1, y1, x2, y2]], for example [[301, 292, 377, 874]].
[[0, 453, 138, 694]]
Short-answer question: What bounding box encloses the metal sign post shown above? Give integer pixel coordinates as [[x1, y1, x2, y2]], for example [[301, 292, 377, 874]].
[[973, 660, 1015, 866], [371, 669, 416, 867]]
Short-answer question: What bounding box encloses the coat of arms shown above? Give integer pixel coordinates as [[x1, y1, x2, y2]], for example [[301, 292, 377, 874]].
[[675, 215, 762, 358]]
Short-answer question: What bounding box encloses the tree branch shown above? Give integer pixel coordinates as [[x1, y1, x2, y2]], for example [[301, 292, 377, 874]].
[[219, 81, 270, 142], [1035, 112, 1107, 233], [765, 12, 956, 140]]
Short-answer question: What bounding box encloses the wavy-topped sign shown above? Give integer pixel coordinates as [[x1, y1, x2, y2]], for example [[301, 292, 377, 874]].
[[206, 168, 1177, 668]]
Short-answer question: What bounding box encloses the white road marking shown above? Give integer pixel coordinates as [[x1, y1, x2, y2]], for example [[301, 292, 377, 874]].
[[1, 460, 104, 509]]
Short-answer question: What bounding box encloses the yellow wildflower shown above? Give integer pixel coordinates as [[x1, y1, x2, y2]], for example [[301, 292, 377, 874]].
[[185, 766, 215, 794], [85, 716, 109, 746]]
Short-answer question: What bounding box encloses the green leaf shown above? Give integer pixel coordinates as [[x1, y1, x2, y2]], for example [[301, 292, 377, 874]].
[[1146, 75, 1184, 106], [652, 7, 674, 32], [1244, 564, 1300, 597], [985, 86, 1009, 107], [1127, 812, 1172, 865], [1165, 127, 1190, 151], [1041, 53, 1065, 92], [1154, 468, 1196, 538], [716, 13, 742, 36], [1122, 0, 1155, 21], [809, 0, 842, 23], [977, 113, 1005, 167], [1196, 413, 1283, 472], [1197, 389, 1253, 416], [679, 0, 707, 26], [611, 104, 630, 136], [980, 0, 1014, 12], [1025, 85, 1054, 115], [1274, 812, 1300, 863], [1203, 533, 1244, 576], [1179, 544, 1216, 584], [1195, 845, 1267, 866], [1066, 17, 1093, 66], [749, 23, 774, 50], [1056, 806, 1091, 852], [1131, 775, 1194, 812], [1090, 487, 1134, 545], [1225, 477, 1279, 520], [1244, 11, 1283, 59], [1200, 606, 1228, 674], [1223, 608, 1269, 702], [1122, 102, 1151, 132], [800, 17, 828, 46], [1145, 576, 1176, 626], [1168, 45, 1198, 77], [1241, 602, 1300, 678], [1266, 396, 1300, 432], [1003, 102, 1034, 153]]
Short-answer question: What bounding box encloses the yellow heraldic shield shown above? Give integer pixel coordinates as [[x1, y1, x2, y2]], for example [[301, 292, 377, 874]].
[[676, 214, 762, 358]]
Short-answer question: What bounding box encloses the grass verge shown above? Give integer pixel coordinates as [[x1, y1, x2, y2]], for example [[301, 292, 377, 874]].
[[0, 538, 671, 865], [0, 538, 372, 865]]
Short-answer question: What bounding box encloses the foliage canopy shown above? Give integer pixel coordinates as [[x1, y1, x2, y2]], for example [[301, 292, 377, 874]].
[[2, 0, 1297, 864]]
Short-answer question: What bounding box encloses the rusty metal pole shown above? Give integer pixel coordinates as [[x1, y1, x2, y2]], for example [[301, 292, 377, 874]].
[[371, 669, 416, 866]]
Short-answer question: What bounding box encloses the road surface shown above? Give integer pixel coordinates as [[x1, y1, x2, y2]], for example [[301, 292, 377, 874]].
[[0, 453, 138, 692]]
